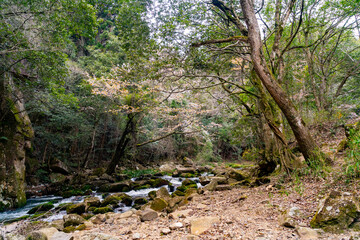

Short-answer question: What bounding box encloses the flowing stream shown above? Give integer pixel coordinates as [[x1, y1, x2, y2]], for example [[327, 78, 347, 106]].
[[0, 175, 204, 223]]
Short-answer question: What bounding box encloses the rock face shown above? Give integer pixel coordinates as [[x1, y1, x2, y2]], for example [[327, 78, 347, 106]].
[[0, 73, 34, 211], [310, 191, 360, 232]]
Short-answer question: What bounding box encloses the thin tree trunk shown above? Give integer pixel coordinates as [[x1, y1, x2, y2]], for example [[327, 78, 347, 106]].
[[240, 0, 330, 166]]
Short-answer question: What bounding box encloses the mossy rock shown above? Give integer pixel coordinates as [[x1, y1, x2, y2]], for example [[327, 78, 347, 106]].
[[87, 206, 96, 212], [99, 182, 130, 192], [63, 226, 76, 233], [26, 231, 47, 240], [172, 190, 186, 197], [93, 206, 113, 214], [179, 173, 197, 178], [182, 179, 197, 186], [148, 178, 170, 188], [81, 213, 94, 220], [66, 203, 86, 214], [148, 190, 157, 200], [134, 197, 148, 205], [61, 189, 85, 198], [310, 191, 360, 233], [54, 203, 72, 211], [84, 196, 101, 208], [176, 185, 187, 192], [63, 214, 85, 227], [133, 184, 151, 191], [101, 193, 132, 207], [227, 169, 248, 181], [27, 203, 54, 214], [150, 198, 168, 212], [75, 224, 86, 231]]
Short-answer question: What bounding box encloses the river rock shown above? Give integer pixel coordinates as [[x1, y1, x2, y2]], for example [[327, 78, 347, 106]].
[[49, 231, 73, 240], [190, 216, 220, 235], [99, 181, 131, 192], [140, 209, 158, 221], [50, 219, 64, 231], [63, 214, 85, 227], [148, 190, 157, 200], [93, 206, 113, 214], [28, 202, 54, 214], [101, 193, 132, 207], [210, 176, 228, 184], [204, 180, 218, 191], [279, 206, 300, 228], [66, 202, 86, 214], [310, 191, 360, 232], [84, 196, 101, 209], [156, 187, 170, 199], [150, 198, 168, 212], [215, 184, 233, 191]]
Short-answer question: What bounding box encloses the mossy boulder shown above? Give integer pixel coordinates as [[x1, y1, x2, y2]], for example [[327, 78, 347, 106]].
[[148, 178, 170, 188], [148, 190, 157, 200], [63, 226, 76, 233], [172, 190, 186, 197], [26, 231, 47, 240], [28, 202, 54, 214], [84, 196, 101, 209], [101, 193, 132, 207], [98, 182, 131, 192], [63, 214, 85, 227], [310, 191, 360, 233], [182, 179, 197, 186], [227, 169, 248, 181], [150, 198, 168, 212], [93, 206, 113, 214], [156, 187, 170, 199], [66, 203, 86, 214]]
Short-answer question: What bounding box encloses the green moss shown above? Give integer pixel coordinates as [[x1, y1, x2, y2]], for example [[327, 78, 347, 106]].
[[172, 190, 185, 197], [28, 203, 54, 214], [148, 190, 156, 200], [93, 206, 113, 214], [63, 226, 76, 233], [66, 203, 86, 214], [101, 193, 132, 207], [75, 224, 86, 231], [150, 198, 168, 212], [133, 184, 151, 190], [148, 178, 170, 188]]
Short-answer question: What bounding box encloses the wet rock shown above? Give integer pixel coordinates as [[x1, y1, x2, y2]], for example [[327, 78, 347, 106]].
[[190, 216, 220, 235], [148, 190, 157, 200], [279, 207, 300, 228], [310, 191, 360, 232], [134, 197, 148, 205], [149, 178, 170, 188], [173, 167, 196, 177], [99, 181, 131, 192], [101, 193, 132, 207], [63, 214, 85, 227], [50, 158, 70, 175], [150, 198, 168, 212], [140, 209, 158, 221], [182, 179, 197, 186], [27, 202, 54, 214], [66, 202, 86, 214]]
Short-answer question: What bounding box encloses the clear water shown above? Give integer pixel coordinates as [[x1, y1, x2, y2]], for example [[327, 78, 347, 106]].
[[0, 175, 201, 223]]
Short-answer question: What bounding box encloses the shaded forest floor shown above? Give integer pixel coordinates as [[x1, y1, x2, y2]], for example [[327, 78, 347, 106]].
[[71, 120, 360, 239]]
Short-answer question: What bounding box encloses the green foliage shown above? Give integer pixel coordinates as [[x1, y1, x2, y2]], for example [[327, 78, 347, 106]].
[[121, 169, 158, 178], [344, 125, 360, 179]]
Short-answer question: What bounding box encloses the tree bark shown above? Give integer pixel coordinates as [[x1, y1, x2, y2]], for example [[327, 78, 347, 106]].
[[240, 0, 329, 166]]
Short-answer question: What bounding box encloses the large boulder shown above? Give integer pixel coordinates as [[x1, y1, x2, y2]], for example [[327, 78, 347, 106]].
[[66, 202, 86, 214], [156, 187, 170, 200], [63, 214, 85, 227], [98, 181, 131, 192], [140, 209, 158, 222], [159, 162, 176, 173], [84, 196, 101, 209], [310, 191, 360, 232], [101, 193, 132, 207], [150, 198, 168, 212]]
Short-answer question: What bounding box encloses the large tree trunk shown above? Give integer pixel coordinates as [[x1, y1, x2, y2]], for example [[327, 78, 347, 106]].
[[240, 0, 329, 166], [0, 72, 34, 211]]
